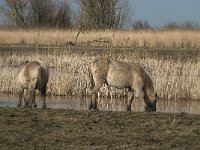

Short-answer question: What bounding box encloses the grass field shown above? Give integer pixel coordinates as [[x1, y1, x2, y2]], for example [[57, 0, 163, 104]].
[[0, 28, 200, 100], [0, 29, 200, 48], [0, 29, 200, 149], [0, 107, 199, 149]]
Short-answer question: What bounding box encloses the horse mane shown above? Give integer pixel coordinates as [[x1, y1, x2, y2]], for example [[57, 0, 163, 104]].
[[20, 60, 29, 66], [139, 63, 156, 91]]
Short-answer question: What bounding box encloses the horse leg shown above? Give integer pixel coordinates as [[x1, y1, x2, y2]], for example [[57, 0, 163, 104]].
[[41, 95, 46, 109], [89, 92, 98, 110], [17, 88, 24, 107], [126, 90, 134, 111], [31, 91, 37, 108], [26, 89, 36, 108], [27, 80, 36, 108], [107, 85, 111, 97], [132, 85, 145, 111], [23, 89, 29, 108], [88, 71, 104, 110], [26, 89, 35, 108], [89, 89, 99, 110], [88, 80, 103, 110], [41, 86, 47, 109]]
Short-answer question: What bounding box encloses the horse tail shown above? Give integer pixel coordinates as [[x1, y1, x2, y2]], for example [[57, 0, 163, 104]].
[[37, 62, 49, 96], [36, 65, 43, 95], [88, 66, 95, 89]]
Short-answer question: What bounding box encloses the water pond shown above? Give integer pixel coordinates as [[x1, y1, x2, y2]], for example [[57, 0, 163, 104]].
[[0, 94, 200, 114]]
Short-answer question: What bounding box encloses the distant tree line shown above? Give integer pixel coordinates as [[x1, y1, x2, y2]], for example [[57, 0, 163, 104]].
[[0, 0, 71, 28], [0, 0, 131, 29], [132, 20, 200, 30], [76, 0, 130, 29], [0, 0, 199, 30], [162, 21, 200, 30]]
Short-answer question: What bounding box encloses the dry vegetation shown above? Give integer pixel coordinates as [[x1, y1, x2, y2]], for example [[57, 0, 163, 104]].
[[0, 107, 200, 149], [1, 29, 200, 48], [0, 44, 200, 100], [0, 29, 199, 149]]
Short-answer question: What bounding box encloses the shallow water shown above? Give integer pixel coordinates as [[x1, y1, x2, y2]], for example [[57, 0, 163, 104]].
[[0, 94, 200, 114]]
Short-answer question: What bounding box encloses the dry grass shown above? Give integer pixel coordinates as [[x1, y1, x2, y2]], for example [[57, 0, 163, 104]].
[[1, 107, 200, 149], [0, 29, 200, 48], [0, 45, 200, 100]]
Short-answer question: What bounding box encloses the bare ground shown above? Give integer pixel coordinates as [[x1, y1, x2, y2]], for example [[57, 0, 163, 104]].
[[0, 107, 200, 150]]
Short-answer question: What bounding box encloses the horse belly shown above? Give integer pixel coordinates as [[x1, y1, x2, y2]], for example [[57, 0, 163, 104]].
[[107, 67, 132, 89]]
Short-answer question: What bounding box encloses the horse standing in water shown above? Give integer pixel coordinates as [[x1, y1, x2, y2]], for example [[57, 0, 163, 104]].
[[88, 58, 157, 111], [16, 60, 49, 108]]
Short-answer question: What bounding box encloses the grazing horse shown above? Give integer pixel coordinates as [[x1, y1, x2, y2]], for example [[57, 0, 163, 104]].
[[16, 60, 49, 108], [88, 58, 157, 111]]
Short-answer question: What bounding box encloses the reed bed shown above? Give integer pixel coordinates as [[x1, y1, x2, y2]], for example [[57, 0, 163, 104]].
[[0, 45, 200, 100], [0, 29, 200, 48]]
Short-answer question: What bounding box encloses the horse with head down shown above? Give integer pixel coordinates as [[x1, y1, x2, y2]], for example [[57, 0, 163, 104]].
[[88, 58, 157, 112], [16, 60, 49, 108]]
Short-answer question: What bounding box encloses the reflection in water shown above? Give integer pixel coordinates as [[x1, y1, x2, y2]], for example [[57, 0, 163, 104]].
[[0, 94, 200, 114]]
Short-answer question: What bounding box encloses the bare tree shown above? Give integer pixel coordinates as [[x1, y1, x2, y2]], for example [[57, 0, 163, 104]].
[[54, 0, 71, 28], [0, 0, 29, 26], [0, 0, 71, 28], [77, 0, 130, 29], [29, 0, 55, 27], [132, 20, 151, 30]]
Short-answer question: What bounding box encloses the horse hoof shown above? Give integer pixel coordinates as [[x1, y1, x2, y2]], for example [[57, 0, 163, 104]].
[[145, 106, 152, 112], [88, 104, 93, 110], [42, 104, 46, 109], [126, 105, 131, 111], [23, 105, 27, 108], [89, 106, 99, 111]]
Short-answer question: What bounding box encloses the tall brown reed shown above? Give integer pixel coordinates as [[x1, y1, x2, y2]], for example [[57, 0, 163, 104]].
[[0, 45, 200, 100], [0, 29, 200, 48]]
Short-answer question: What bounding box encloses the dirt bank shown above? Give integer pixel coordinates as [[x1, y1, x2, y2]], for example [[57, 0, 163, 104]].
[[0, 107, 199, 149]]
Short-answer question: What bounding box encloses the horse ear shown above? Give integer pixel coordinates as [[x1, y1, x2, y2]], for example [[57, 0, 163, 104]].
[[21, 61, 29, 65]]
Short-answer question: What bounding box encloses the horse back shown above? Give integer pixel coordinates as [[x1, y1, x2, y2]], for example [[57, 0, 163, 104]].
[[107, 60, 133, 89]]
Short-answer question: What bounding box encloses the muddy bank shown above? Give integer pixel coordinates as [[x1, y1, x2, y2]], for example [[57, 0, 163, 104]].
[[0, 107, 199, 149]]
